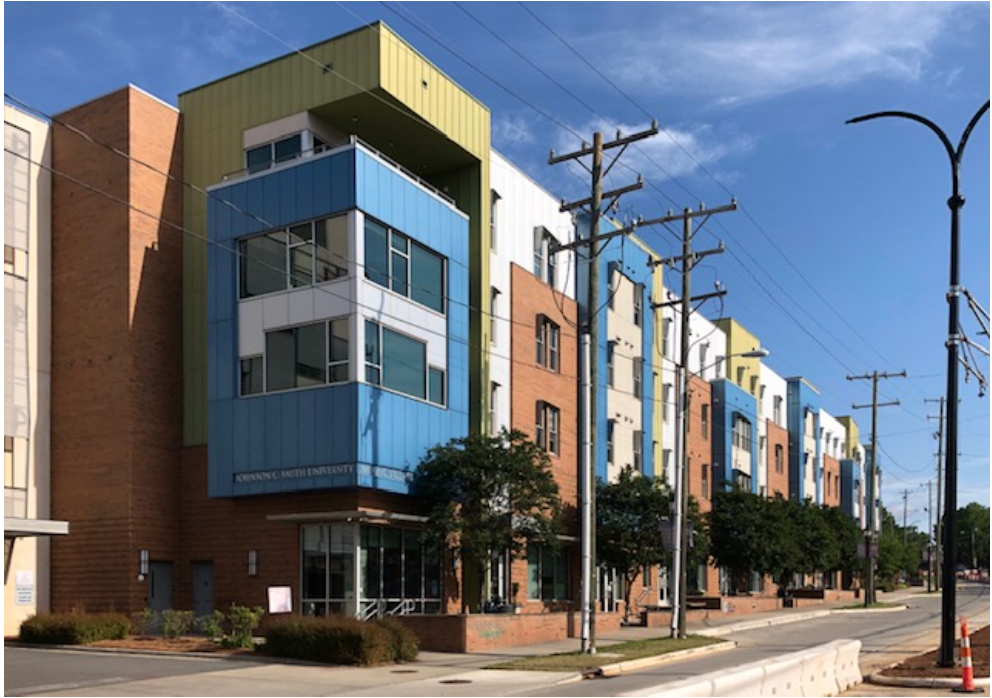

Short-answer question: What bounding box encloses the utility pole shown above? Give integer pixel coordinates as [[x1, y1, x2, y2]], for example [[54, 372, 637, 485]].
[[926, 397, 946, 592], [902, 489, 909, 543], [647, 202, 736, 639], [927, 479, 934, 593], [848, 369, 907, 606], [549, 122, 657, 654]]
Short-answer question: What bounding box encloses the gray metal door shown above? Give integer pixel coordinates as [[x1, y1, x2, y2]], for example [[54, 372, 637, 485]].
[[148, 562, 174, 612], [192, 561, 214, 616]]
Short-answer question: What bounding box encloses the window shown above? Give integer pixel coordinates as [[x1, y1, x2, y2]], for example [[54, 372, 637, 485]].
[[734, 469, 752, 491], [490, 382, 499, 434], [607, 342, 616, 388], [546, 242, 557, 287], [732, 415, 752, 453], [663, 318, 672, 358], [533, 226, 545, 277], [633, 358, 643, 399], [750, 376, 759, 396], [607, 420, 615, 465], [328, 318, 349, 384], [364, 320, 429, 400], [774, 444, 784, 474], [662, 383, 672, 422], [633, 284, 644, 327], [701, 404, 710, 441], [239, 215, 347, 299], [527, 545, 570, 601], [266, 323, 326, 391], [245, 133, 302, 174], [364, 218, 446, 313], [536, 402, 560, 455], [715, 355, 724, 379], [701, 464, 710, 499], [240, 356, 264, 396], [490, 288, 499, 345], [699, 343, 708, 373], [490, 190, 500, 251], [663, 448, 672, 474], [536, 316, 560, 372], [429, 367, 446, 407], [773, 396, 783, 425], [737, 366, 745, 385], [633, 431, 643, 472]]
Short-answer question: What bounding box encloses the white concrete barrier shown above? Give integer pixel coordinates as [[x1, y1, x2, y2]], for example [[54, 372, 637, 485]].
[[833, 640, 863, 692], [759, 654, 806, 697], [710, 664, 766, 696], [800, 642, 841, 696], [619, 639, 863, 698]]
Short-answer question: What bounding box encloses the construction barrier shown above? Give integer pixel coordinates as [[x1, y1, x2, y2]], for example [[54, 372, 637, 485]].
[[620, 639, 863, 697]]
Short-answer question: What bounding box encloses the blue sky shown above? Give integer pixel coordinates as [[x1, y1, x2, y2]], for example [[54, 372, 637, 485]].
[[6, 2, 989, 528]]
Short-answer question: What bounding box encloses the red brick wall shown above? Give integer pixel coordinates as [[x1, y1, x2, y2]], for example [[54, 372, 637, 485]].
[[766, 420, 790, 499], [685, 376, 720, 594], [50, 87, 184, 613]]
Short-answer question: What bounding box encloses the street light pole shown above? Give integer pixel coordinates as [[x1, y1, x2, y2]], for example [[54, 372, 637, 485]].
[[846, 99, 990, 667]]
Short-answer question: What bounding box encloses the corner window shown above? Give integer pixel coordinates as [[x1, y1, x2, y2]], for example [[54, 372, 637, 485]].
[[266, 323, 327, 391], [365, 320, 427, 400], [328, 318, 349, 384], [364, 218, 446, 314], [240, 356, 264, 396], [245, 133, 303, 174], [239, 215, 347, 299], [429, 366, 446, 407]]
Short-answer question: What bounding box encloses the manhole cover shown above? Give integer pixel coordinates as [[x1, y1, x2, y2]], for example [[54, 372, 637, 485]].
[[439, 679, 473, 684], [391, 669, 419, 674]]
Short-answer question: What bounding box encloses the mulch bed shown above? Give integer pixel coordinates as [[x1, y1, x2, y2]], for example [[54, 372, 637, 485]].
[[89, 636, 252, 655], [879, 625, 989, 679]]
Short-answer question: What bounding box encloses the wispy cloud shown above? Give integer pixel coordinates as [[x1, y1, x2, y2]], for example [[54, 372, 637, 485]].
[[555, 118, 754, 185], [493, 113, 537, 148], [600, 3, 967, 105]]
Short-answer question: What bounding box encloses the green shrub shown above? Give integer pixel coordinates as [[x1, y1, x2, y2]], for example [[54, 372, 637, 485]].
[[130, 608, 157, 637], [20, 612, 130, 645], [223, 604, 265, 648], [197, 610, 227, 641], [264, 616, 400, 665], [160, 609, 195, 638], [372, 617, 419, 662]]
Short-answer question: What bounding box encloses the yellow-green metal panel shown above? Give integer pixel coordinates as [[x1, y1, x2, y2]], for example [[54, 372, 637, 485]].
[[716, 318, 762, 397], [838, 416, 861, 459]]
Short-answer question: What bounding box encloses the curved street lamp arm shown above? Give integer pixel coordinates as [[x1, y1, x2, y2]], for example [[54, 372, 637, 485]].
[[846, 110, 956, 168], [957, 100, 991, 164]]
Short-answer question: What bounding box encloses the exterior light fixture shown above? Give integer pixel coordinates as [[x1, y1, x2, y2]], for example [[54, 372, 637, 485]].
[[248, 550, 258, 577], [138, 549, 149, 580]]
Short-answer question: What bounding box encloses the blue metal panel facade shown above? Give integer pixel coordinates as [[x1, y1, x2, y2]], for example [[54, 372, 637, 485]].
[[207, 147, 469, 498], [786, 378, 821, 502], [711, 379, 759, 493]]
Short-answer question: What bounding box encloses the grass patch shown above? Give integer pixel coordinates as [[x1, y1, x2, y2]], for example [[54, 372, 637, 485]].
[[486, 635, 724, 672]]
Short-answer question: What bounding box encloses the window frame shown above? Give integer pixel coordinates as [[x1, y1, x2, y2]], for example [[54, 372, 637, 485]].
[[364, 216, 447, 315]]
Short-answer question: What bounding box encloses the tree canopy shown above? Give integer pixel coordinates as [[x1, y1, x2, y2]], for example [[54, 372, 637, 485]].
[[411, 428, 563, 611]]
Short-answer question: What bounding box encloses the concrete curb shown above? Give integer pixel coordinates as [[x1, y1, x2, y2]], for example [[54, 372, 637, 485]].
[[695, 609, 832, 636], [832, 604, 909, 614], [867, 673, 991, 689], [597, 639, 737, 678]]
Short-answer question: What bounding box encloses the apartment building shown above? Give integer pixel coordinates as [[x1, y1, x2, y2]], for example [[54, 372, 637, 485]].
[[4, 105, 68, 636]]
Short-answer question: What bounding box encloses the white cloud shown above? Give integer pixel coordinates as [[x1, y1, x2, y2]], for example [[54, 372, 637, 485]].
[[601, 2, 967, 104], [493, 114, 537, 148], [555, 118, 754, 185]]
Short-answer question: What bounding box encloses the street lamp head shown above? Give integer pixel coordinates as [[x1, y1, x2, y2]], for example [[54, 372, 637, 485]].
[[738, 348, 769, 359]]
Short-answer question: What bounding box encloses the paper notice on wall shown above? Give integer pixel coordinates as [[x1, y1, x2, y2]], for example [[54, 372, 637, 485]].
[[15, 569, 34, 605], [268, 586, 292, 614]]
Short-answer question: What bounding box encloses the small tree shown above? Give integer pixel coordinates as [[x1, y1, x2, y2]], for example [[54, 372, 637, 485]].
[[596, 467, 670, 623], [411, 428, 563, 613], [709, 488, 770, 594]]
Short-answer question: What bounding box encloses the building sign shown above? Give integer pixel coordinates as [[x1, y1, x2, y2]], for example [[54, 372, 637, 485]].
[[15, 570, 34, 605], [268, 586, 292, 614], [234, 463, 413, 485]]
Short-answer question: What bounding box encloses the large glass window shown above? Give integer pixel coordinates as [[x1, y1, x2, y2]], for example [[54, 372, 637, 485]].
[[266, 322, 326, 392], [527, 545, 570, 601], [365, 320, 430, 401], [239, 215, 347, 299], [245, 133, 303, 174], [253, 319, 346, 395], [364, 218, 446, 314]]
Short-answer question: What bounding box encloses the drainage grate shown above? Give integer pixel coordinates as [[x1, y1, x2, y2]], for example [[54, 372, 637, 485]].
[[439, 679, 473, 684]]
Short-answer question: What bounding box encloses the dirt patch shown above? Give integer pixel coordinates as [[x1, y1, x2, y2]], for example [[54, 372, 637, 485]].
[[89, 635, 253, 655], [879, 625, 989, 679]]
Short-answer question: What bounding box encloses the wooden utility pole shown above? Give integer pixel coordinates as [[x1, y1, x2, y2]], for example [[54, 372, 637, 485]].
[[848, 369, 907, 606], [549, 122, 657, 654]]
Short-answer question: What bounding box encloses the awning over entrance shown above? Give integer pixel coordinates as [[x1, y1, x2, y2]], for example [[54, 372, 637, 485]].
[[266, 509, 428, 524], [4, 518, 70, 538]]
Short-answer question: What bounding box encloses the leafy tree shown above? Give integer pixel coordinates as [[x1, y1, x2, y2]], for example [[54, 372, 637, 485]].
[[955, 503, 990, 570], [411, 428, 563, 613], [596, 467, 670, 623], [795, 502, 841, 581], [709, 489, 771, 594], [764, 495, 802, 591], [821, 504, 862, 580], [685, 495, 711, 585]]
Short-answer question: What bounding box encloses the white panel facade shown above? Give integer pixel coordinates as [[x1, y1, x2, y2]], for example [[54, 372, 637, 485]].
[[488, 150, 575, 434], [606, 270, 643, 482]]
